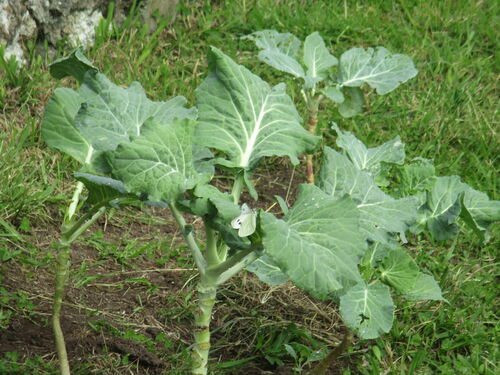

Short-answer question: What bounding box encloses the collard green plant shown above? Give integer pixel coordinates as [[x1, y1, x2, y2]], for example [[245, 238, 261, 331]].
[[41, 50, 193, 375], [42, 46, 499, 375], [243, 30, 418, 184]]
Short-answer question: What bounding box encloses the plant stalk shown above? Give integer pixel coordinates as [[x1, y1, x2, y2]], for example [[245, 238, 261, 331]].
[[52, 238, 72, 375], [308, 329, 353, 375], [304, 94, 322, 185], [306, 110, 319, 184], [52, 194, 106, 375], [191, 278, 217, 374]]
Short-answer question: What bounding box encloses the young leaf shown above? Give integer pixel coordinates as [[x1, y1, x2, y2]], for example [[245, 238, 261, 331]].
[[323, 86, 345, 103], [379, 248, 420, 294], [41, 88, 94, 164], [337, 87, 364, 117], [49, 48, 98, 82], [318, 147, 417, 244], [73, 172, 132, 206], [332, 124, 405, 173], [76, 72, 195, 151], [338, 47, 418, 95], [397, 158, 436, 197], [363, 242, 395, 268], [193, 184, 240, 221], [339, 282, 394, 339], [261, 184, 366, 298], [417, 176, 465, 240], [402, 273, 445, 301], [274, 195, 289, 215], [303, 32, 338, 85], [243, 30, 305, 78], [110, 118, 202, 203], [460, 187, 500, 241], [246, 255, 289, 286], [196, 47, 319, 169]]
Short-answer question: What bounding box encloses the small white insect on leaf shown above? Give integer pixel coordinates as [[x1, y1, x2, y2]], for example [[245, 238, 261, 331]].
[[231, 203, 257, 237]]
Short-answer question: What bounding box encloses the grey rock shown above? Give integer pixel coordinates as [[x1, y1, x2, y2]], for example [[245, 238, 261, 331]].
[[0, 0, 178, 65]]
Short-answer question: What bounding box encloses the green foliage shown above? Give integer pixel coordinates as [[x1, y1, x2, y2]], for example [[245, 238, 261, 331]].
[[38, 13, 499, 373], [244, 30, 418, 117], [196, 47, 319, 170]]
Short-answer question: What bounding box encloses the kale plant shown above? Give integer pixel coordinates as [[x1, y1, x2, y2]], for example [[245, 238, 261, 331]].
[[42, 46, 499, 375]]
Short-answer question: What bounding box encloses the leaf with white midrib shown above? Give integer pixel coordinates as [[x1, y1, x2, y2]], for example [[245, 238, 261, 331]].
[[339, 47, 418, 95], [333, 124, 405, 173], [76, 71, 195, 151], [340, 282, 394, 339], [42, 88, 93, 164], [243, 30, 305, 78], [261, 184, 366, 298], [110, 118, 201, 203], [303, 32, 338, 82], [196, 47, 319, 169]]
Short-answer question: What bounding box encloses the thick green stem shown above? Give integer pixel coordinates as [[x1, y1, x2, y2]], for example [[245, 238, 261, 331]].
[[191, 278, 217, 374], [52, 202, 106, 375], [305, 94, 322, 185], [52, 239, 71, 375], [231, 173, 245, 204]]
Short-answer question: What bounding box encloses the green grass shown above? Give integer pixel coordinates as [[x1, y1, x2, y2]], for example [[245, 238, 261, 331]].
[[0, 0, 498, 374]]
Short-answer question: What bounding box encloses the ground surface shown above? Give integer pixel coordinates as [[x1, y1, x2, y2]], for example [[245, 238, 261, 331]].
[[0, 1, 498, 374]]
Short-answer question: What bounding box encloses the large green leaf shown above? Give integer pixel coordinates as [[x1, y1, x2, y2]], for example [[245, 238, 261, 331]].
[[333, 124, 405, 174], [318, 147, 417, 243], [243, 30, 305, 78], [76, 72, 195, 151], [303, 32, 338, 85], [338, 47, 417, 95], [41, 88, 94, 164], [379, 248, 420, 294], [402, 273, 445, 301], [339, 282, 394, 339], [261, 184, 366, 298], [43, 51, 195, 169], [110, 118, 201, 203], [49, 48, 98, 82], [196, 47, 319, 169]]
